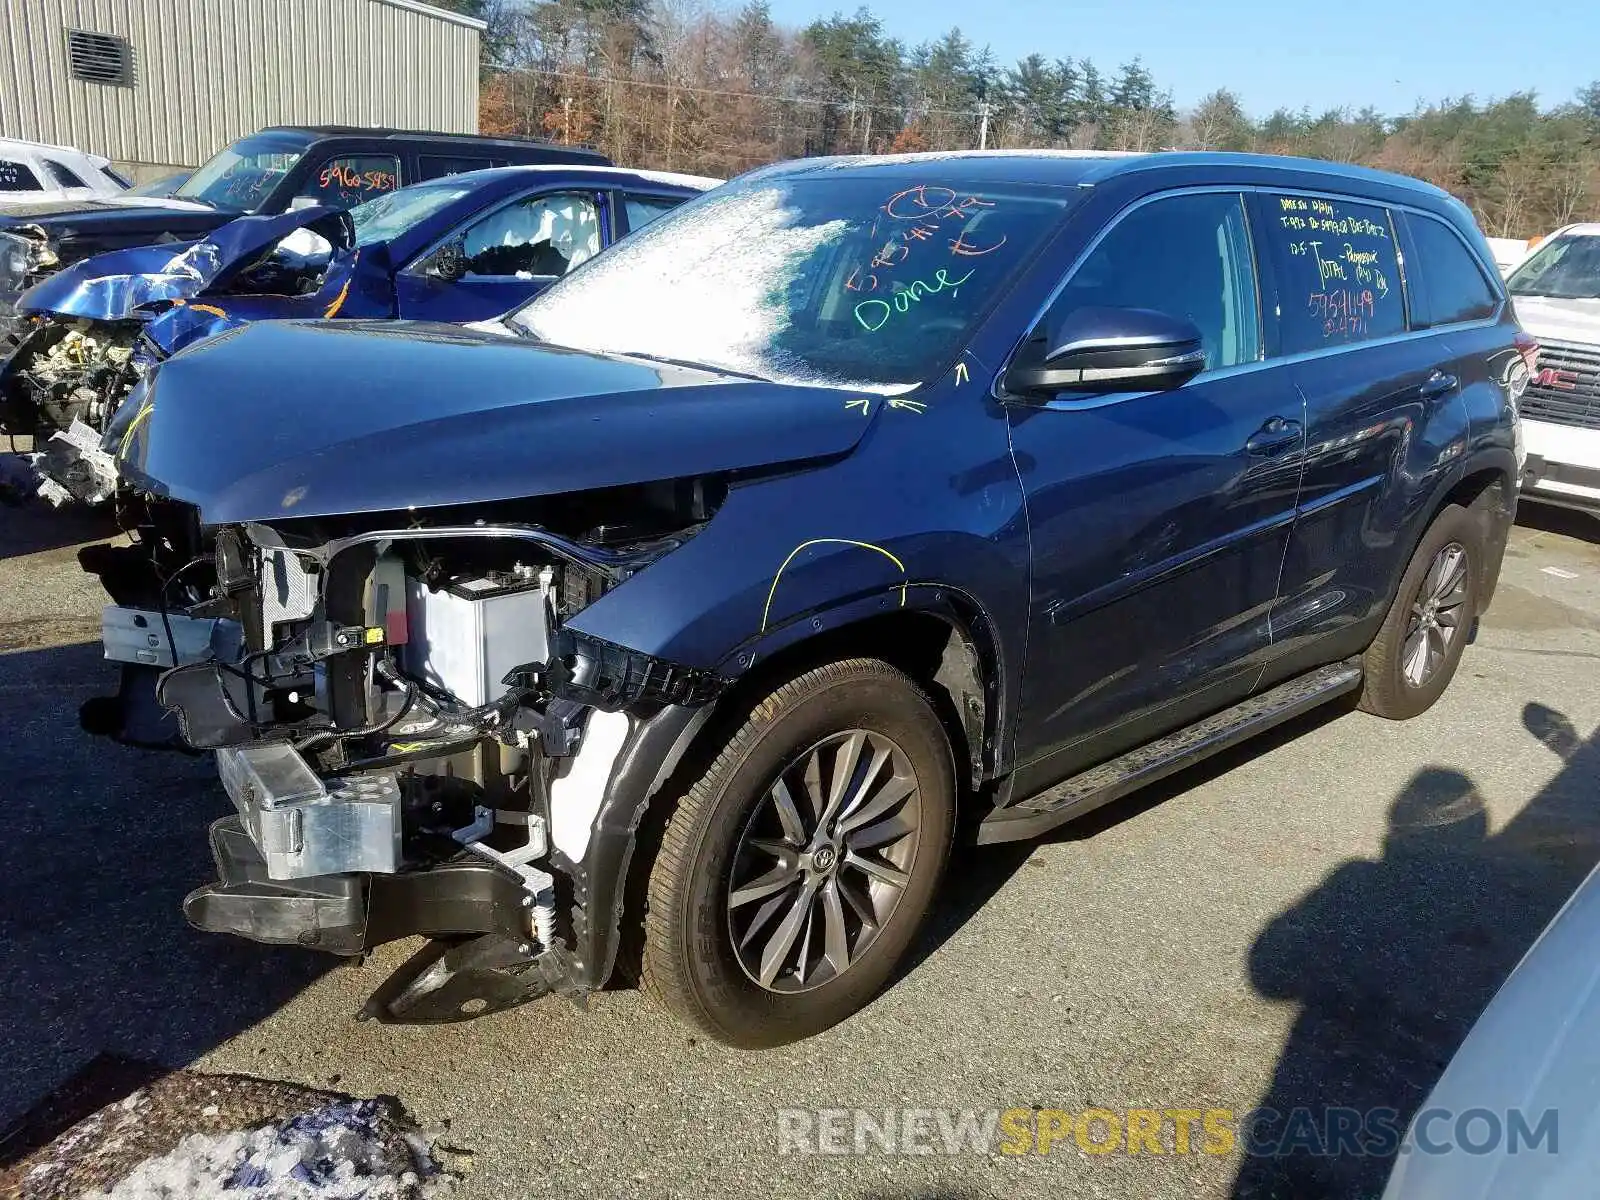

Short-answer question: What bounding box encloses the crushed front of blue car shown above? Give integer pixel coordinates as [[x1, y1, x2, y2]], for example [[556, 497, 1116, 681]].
[[0, 206, 380, 506]]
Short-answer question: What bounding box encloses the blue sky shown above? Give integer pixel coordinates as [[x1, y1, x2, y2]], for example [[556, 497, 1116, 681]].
[[763, 0, 1598, 117]]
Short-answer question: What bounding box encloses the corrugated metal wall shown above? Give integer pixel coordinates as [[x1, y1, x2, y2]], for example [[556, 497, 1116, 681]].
[[0, 0, 479, 175]]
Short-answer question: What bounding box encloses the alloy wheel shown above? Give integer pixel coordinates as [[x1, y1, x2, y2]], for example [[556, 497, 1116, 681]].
[[1401, 541, 1469, 687], [726, 729, 922, 993]]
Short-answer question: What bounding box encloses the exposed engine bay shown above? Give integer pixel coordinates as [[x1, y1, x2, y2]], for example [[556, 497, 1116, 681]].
[[86, 482, 726, 1022], [0, 319, 148, 505], [10, 321, 142, 431]]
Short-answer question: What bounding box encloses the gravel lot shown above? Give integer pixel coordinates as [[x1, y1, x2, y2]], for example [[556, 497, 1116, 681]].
[[3, 497, 1598, 1199]]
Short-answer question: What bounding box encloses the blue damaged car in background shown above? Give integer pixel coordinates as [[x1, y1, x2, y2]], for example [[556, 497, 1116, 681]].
[[0, 164, 717, 505], [85, 151, 1525, 1047]]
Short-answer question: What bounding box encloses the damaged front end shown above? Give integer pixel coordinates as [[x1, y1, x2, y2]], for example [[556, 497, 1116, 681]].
[[1, 208, 356, 507], [119, 495, 725, 1022], [77, 313, 880, 1023]]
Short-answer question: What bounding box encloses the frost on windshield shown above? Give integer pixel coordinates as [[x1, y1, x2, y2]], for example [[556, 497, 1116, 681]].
[[519, 187, 887, 389]]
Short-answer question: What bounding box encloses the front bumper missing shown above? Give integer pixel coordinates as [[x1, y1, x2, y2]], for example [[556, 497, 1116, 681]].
[[186, 815, 561, 1022]]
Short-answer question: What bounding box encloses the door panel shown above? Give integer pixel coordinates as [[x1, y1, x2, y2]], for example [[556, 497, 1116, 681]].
[[1009, 190, 1303, 783], [1270, 340, 1445, 668], [1252, 191, 1454, 674], [1009, 373, 1303, 781], [395, 273, 554, 323]]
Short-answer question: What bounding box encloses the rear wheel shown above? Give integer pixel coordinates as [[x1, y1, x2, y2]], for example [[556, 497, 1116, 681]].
[[1359, 503, 1481, 719], [641, 658, 955, 1047]]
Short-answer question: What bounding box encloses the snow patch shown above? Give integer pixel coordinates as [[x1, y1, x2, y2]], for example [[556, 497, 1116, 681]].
[[79, 1099, 443, 1200], [519, 186, 906, 394]]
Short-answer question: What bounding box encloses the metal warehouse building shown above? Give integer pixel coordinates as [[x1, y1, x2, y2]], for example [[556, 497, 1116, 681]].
[[0, 0, 481, 180]]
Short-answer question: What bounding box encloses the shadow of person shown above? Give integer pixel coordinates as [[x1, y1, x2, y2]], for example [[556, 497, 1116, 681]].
[[1234, 710, 1600, 1199]]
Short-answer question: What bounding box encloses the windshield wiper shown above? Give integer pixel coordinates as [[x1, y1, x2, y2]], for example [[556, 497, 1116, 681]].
[[607, 349, 770, 382]]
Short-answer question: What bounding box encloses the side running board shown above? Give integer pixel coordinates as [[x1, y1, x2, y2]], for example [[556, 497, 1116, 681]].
[[977, 660, 1364, 845]]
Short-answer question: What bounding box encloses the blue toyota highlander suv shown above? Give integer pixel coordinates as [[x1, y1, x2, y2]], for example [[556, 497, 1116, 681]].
[[90, 150, 1525, 1046]]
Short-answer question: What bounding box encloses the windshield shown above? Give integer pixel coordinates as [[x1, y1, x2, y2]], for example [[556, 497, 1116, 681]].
[[508, 175, 1072, 392], [174, 133, 311, 214], [350, 179, 477, 247], [1508, 233, 1600, 300]]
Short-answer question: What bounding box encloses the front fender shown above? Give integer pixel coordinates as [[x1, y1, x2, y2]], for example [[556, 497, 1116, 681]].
[[570, 703, 710, 988], [565, 446, 1030, 688]]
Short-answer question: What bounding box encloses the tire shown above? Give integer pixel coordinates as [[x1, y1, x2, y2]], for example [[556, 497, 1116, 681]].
[[1359, 503, 1482, 720], [641, 658, 956, 1047]]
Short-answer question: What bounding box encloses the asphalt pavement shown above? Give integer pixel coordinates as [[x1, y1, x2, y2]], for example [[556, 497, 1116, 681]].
[[2, 496, 1598, 1199]]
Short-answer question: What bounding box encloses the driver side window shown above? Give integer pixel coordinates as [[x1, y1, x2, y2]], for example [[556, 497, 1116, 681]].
[[459, 192, 602, 279], [1048, 192, 1261, 370]]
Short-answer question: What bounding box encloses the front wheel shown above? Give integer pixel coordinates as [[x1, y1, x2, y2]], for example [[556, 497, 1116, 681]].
[[641, 658, 955, 1047], [1359, 503, 1482, 719]]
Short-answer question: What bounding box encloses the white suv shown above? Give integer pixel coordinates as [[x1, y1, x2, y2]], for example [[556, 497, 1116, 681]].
[[1508, 223, 1600, 513], [0, 137, 128, 207]]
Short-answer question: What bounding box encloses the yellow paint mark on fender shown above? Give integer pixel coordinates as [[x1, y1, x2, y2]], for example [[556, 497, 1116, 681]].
[[760, 538, 907, 634], [887, 397, 926, 413], [845, 397, 871, 415], [323, 252, 358, 317], [954, 360, 969, 386], [188, 303, 227, 318], [118, 399, 155, 457]]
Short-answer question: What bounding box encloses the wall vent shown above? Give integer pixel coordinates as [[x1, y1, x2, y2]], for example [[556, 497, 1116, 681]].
[[65, 28, 133, 86]]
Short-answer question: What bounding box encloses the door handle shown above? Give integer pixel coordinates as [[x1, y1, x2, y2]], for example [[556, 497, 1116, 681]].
[[1245, 416, 1302, 455], [1418, 371, 1458, 400]]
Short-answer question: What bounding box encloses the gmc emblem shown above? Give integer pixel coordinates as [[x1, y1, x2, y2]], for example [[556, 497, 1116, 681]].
[[1535, 367, 1580, 391]]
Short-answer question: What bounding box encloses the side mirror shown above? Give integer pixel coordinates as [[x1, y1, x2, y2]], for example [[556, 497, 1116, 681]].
[[425, 239, 468, 283], [1004, 306, 1207, 398]]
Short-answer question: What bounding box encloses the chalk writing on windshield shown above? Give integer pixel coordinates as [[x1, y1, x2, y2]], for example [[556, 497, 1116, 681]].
[[838, 184, 1017, 416], [846, 185, 1000, 299], [854, 267, 974, 332]]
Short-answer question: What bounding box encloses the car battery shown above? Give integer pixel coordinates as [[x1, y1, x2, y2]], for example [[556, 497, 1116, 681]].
[[403, 569, 554, 707]]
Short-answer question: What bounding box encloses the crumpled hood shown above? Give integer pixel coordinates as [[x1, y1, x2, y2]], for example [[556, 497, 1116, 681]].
[[1512, 295, 1600, 347], [18, 206, 354, 321], [118, 320, 877, 525]]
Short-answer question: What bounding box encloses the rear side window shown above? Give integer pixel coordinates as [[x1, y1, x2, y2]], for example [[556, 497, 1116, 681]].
[[1261, 193, 1405, 353], [622, 193, 685, 234], [418, 154, 499, 180], [45, 159, 88, 188], [0, 159, 42, 191], [1408, 215, 1500, 326]]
